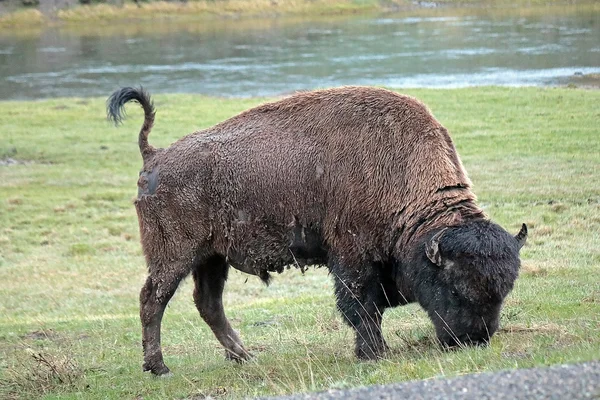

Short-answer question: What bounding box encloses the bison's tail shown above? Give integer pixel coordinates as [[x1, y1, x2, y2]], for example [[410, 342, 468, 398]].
[[107, 87, 156, 162]]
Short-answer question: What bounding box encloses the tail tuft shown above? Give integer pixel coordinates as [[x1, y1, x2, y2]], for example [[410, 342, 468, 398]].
[[106, 87, 154, 126], [107, 87, 156, 161]]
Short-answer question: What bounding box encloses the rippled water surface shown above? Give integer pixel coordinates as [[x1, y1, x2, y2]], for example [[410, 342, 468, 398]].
[[0, 7, 598, 100]]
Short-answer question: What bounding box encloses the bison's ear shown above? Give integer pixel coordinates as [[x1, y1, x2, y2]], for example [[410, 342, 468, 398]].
[[515, 223, 528, 250], [425, 228, 446, 267]]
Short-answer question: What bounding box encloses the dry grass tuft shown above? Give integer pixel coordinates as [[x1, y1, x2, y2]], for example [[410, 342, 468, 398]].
[[500, 322, 565, 334], [2, 349, 83, 398], [534, 225, 554, 236], [582, 291, 600, 304], [54, 0, 382, 22], [521, 262, 549, 277], [0, 9, 45, 27], [549, 203, 568, 213], [185, 386, 229, 399]]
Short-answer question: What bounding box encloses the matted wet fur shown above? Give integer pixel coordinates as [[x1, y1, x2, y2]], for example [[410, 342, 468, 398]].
[[107, 86, 527, 375]]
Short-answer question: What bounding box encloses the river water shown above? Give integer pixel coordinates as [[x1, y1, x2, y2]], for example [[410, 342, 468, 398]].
[[0, 6, 598, 100]]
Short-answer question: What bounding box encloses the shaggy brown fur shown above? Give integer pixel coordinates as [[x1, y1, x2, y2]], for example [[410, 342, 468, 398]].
[[107, 86, 526, 375]]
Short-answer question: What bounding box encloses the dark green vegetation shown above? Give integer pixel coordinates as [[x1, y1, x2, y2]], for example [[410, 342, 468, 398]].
[[1, 87, 599, 399]]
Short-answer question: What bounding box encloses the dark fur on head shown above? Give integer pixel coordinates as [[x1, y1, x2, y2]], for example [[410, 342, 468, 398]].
[[408, 220, 525, 347]]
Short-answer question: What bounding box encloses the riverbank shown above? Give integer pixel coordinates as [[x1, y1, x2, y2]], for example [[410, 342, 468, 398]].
[[568, 73, 600, 90], [1, 0, 598, 28]]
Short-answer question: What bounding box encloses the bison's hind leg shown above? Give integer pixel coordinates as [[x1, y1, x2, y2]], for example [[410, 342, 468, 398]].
[[192, 255, 251, 362], [140, 260, 191, 376]]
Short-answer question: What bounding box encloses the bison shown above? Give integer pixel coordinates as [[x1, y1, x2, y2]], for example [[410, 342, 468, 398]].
[[107, 86, 527, 375]]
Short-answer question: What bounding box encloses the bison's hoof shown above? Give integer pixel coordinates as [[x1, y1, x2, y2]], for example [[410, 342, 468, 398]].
[[440, 335, 490, 351], [143, 361, 171, 376], [225, 349, 253, 363], [356, 350, 380, 361], [356, 344, 387, 361]]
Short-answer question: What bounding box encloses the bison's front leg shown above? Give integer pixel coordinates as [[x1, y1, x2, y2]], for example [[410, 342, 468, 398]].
[[329, 257, 389, 360]]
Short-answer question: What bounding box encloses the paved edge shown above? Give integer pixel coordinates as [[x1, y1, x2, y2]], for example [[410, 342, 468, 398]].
[[262, 360, 600, 400]]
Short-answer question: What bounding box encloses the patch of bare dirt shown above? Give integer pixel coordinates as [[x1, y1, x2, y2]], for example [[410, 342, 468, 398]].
[[564, 73, 600, 90], [185, 386, 229, 399], [0, 157, 55, 166], [21, 329, 90, 344], [22, 329, 59, 341], [500, 322, 566, 334], [0, 157, 32, 166]]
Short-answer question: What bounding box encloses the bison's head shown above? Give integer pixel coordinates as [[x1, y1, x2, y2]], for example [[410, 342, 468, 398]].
[[414, 220, 527, 348]]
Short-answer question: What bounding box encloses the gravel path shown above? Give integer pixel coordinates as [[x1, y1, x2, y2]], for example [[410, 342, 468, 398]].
[[265, 360, 600, 400]]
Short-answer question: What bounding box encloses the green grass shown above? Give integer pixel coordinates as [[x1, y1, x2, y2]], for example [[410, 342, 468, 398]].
[[1, 87, 599, 399]]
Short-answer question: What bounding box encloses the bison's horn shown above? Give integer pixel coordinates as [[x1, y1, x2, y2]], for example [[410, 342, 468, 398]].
[[425, 228, 447, 267], [515, 223, 528, 250]]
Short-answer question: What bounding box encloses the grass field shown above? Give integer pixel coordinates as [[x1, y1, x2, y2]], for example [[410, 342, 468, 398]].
[[1, 87, 599, 399]]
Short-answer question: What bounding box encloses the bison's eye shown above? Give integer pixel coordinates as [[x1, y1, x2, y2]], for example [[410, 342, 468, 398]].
[[447, 289, 461, 306]]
